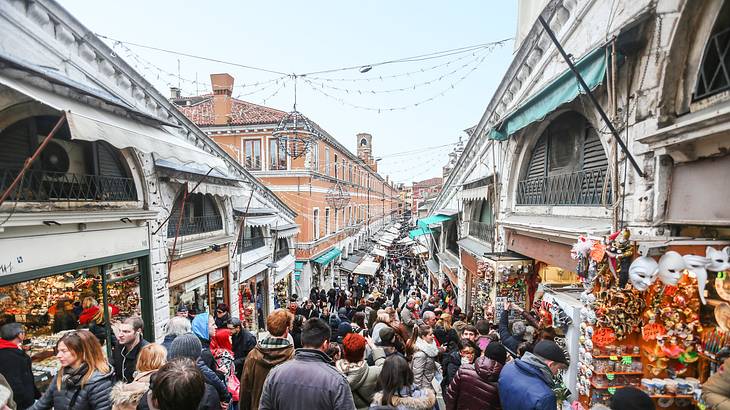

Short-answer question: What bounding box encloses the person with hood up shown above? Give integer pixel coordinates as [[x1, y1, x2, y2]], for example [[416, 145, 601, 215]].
[[191, 313, 218, 372], [337, 334, 385, 410], [497, 340, 568, 410], [210, 328, 239, 404], [30, 330, 114, 410], [162, 316, 191, 354], [445, 342, 507, 410], [239, 309, 294, 410], [110, 343, 166, 410], [0, 323, 39, 409], [370, 355, 436, 410], [407, 324, 439, 391]]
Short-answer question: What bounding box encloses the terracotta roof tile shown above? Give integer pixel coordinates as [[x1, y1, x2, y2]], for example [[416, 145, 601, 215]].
[[172, 95, 286, 126]]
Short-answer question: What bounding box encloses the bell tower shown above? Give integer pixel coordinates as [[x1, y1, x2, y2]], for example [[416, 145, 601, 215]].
[[356, 133, 377, 172]]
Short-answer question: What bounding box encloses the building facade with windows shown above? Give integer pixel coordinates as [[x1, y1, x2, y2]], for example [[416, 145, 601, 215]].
[[173, 75, 402, 299]]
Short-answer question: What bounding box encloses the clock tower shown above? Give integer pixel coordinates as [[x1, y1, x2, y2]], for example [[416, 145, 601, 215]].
[[356, 133, 377, 172]]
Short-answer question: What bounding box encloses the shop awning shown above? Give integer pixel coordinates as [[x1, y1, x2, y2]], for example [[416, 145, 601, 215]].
[[460, 185, 491, 201], [489, 46, 607, 141], [398, 237, 415, 245], [273, 224, 300, 239], [0, 72, 228, 172], [233, 207, 277, 215], [434, 209, 459, 216], [312, 247, 342, 265], [372, 247, 387, 257], [393, 223, 402, 229], [412, 244, 429, 255], [244, 215, 279, 227], [354, 259, 379, 276], [240, 260, 269, 282], [409, 227, 432, 239], [425, 259, 440, 273], [386, 226, 399, 235], [294, 261, 304, 281], [458, 237, 492, 257], [417, 214, 454, 229], [438, 252, 460, 271]]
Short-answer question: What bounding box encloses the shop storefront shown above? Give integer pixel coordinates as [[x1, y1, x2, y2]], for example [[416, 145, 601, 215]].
[[239, 269, 267, 331], [168, 245, 230, 316]]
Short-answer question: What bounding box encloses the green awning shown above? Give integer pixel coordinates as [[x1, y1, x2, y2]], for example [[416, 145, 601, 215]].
[[294, 261, 304, 281], [409, 227, 432, 239], [417, 214, 454, 229], [312, 248, 341, 265], [489, 47, 607, 141]]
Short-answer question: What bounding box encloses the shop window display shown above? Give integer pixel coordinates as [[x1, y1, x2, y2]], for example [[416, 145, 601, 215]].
[[169, 269, 229, 318]]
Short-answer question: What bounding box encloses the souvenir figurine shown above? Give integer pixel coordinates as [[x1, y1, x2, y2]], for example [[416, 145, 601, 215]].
[[707, 246, 730, 272], [605, 229, 633, 287], [628, 256, 659, 291], [658, 251, 686, 287], [683, 254, 710, 305]]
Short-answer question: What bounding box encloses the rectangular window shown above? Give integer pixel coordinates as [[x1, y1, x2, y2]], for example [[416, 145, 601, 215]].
[[269, 139, 287, 170], [325, 147, 330, 175], [348, 164, 353, 182], [243, 139, 261, 170], [346, 207, 350, 226], [334, 154, 339, 179], [324, 208, 331, 234], [313, 209, 320, 240], [334, 208, 339, 231], [310, 144, 319, 171]]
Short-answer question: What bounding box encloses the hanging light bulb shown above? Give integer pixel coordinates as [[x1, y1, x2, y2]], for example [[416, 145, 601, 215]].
[[359, 65, 373, 73]]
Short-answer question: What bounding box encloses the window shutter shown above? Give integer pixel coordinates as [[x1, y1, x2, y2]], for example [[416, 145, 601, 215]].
[[582, 128, 608, 171], [95, 141, 126, 177], [525, 135, 547, 180], [0, 119, 33, 169]]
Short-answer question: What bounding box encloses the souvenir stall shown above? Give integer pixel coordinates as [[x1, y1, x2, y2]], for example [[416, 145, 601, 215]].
[[570, 228, 730, 409], [238, 268, 266, 331], [475, 252, 533, 321], [540, 288, 582, 403]]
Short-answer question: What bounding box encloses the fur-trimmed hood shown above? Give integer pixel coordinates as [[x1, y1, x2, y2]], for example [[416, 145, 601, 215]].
[[110, 370, 156, 410], [371, 387, 436, 410]]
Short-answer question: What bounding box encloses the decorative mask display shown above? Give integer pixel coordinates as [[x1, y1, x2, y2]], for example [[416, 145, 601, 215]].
[[658, 251, 686, 286], [683, 254, 710, 305], [605, 229, 633, 287], [707, 246, 730, 273], [628, 256, 659, 291], [714, 302, 730, 332]]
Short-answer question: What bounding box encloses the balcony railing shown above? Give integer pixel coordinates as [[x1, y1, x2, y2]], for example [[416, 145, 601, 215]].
[[1, 168, 136, 202], [274, 246, 290, 261], [238, 236, 265, 253], [468, 221, 495, 244], [173, 215, 223, 237], [516, 168, 610, 206]]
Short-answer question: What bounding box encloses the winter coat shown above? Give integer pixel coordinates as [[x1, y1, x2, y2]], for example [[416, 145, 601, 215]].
[[112, 338, 149, 383], [703, 356, 730, 410], [259, 349, 355, 410], [370, 385, 436, 410], [400, 307, 416, 334], [433, 326, 459, 351], [336, 347, 386, 410], [371, 322, 389, 344], [110, 370, 155, 410], [239, 337, 294, 410], [160, 334, 176, 353], [445, 356, 503, 410], [214, 312, 230, 329], [197, 359, 230, 403], [231, 329, 256, 375], [0, 373, 16, 410], [0, 339, 39, 409], [498, 309, 524, 356], [30, 368, 114, 410], [497, 352, 556, 410], [441, 350, 462, 391], [411, 338, 439, 391]]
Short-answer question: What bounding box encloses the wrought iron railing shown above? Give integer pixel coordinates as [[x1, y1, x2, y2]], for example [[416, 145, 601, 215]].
[[0, 168, 136, 202], [174, 215, 223, 236], [516, 168, 610, 206], [695, 27, 730, 101], [468, 221, 495, 243], [274, 246, 290, 261], [238, 235, 265, 253]]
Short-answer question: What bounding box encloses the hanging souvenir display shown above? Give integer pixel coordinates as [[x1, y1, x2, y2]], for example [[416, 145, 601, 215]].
[[470, 261, 494, 322]]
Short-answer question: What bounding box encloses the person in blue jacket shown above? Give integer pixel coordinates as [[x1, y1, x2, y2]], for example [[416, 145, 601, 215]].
[[498, 339, 568, 410]]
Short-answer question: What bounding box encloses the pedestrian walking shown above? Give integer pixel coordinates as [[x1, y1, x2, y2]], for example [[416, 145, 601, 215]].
[[30, 330, 114, 410], [370, 355, 436, 410], [239, 309, 294, 410], [259, 318, 356, 410], [228, 318, 256, 376], [407, 324, 439, 391], [111, 343, 166, 410], [112, 316, 149, 383], [0, 323, 39, 409], [336, 333, 385, 410], [445, 342, 506, 410], [143, 358, 206, 410], [166, 333, 227, 409]]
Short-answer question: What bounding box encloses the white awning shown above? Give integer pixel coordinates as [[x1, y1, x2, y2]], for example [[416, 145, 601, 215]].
[[245, 215, 279, 227], [460, 185, 491, 201], [354, 259, 379, 276], [372, 247, 387, 257], [393, 223, 402, 229], [378, 238, 394, 247], [0, 72, 227, 172], [398, 237, 415, 245], [386, 227, 399, 235], [412, 244, 429, 255]]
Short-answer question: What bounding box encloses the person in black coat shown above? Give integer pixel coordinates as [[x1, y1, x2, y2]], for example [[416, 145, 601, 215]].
[[229, 318, 256, 376], [0, 323, 39, 409], [52, 300, 77, 333], [112, 317, 149, 383]]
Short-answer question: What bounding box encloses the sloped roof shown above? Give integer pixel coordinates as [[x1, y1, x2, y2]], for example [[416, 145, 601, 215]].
[[172, 95, 286, 126]]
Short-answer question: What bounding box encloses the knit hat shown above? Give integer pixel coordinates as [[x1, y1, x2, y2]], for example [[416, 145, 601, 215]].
[[609, 386, 655, 410], [168, 332, 202, 360], [533, 340, 568, 365], [342, 333, 367, 362], [229, 317, 242, 327], [485, 342, 507, 365], [378, 326, 395, 344], [337, 322, 353, 341]]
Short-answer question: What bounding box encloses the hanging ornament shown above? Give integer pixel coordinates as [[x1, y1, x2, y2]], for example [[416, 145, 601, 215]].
[[325, 182, 351, 210], [273, 75, 320, 159]]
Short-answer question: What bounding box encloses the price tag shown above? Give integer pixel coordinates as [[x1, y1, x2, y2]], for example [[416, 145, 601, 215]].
[[608, 387, 617, 395], [606, 373, 615, 381], [622, 356, 633, 365], [609, 355, 618, 361]]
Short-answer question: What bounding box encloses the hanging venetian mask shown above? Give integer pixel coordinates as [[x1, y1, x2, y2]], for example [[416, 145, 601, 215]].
[[628, 256, 659, 291], [658, 251, 686, 286], [707, 246, 730, 272], [683, 254, 709, 305]]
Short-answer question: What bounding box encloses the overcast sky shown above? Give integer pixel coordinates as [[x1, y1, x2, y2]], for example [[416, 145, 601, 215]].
[[58, 1, 517, 184]]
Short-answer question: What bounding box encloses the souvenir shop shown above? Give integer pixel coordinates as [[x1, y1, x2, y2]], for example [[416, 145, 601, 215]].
[[168, 245, 230, 317], [474, 252, 534, 322], [551, 228, 730, 409], [238, 265, 267, 331]]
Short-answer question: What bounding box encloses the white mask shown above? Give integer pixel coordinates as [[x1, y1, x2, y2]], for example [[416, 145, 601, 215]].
[[628, 256, 659, 291], [658, 251, 686, 286], [707, 246, 730, 272], [683, 254, 710, 305]]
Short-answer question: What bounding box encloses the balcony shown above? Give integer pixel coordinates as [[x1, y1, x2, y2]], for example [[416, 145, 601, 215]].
[[274, 246, 290, 261], [239, 236, 266, 253], [467, 221, 494, 244], [173, 215, 223, 237], [1, 168, 136, 202], [516, 169, 609, 206]]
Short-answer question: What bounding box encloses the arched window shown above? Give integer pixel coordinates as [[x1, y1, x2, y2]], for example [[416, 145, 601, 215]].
[[0, 115, 135, 201], [516, 112, 609, 206], [695, 2, 730, 100], [167, 192, 222, 237]]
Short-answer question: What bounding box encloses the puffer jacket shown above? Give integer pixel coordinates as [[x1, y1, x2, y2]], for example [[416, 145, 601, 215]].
[[411, 338, 438, 391], [30, 369, 114, 410], [445, 356, 503, 410], [370, 385, 436, 410], [497, 352, 555, 410], [239, 337, 294, 410], [703, 356, 730, 410], [110, 370, 155, 410], [336, 347, 385, 410]]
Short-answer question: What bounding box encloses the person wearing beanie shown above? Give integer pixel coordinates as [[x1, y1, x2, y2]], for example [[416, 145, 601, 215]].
[[610, 387, 655, 410], [337, 321, 354, 344], [167, 333, 231, 407], [498, 339, 568, 410], [445, 341, 506, 410], [336, 334, 386, 410]]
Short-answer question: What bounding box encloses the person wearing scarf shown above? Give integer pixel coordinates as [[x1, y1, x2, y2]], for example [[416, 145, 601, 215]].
[[407, 324, 439, 391]]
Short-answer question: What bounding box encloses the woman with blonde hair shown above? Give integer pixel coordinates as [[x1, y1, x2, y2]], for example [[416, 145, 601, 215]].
[[111, 343, 167, 410], [30, 330, 114, 410], [434, 312, 458, 351], [407, 324, 439, 391], [371, 310, 392, 344]]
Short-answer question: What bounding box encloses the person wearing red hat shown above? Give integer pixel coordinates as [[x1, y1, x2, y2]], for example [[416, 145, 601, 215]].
[[336, 333, 385, 410]]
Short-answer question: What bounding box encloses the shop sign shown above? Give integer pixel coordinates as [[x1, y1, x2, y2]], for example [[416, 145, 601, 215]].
[[209, 269, 223, 284], [184, 275, 208, 293], [506, 230, 575, 272]]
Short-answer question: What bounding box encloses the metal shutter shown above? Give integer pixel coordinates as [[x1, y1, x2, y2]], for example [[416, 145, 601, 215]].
[[525, 135, 547, 180], [582, 128, 608, 171], [95, 141, 126, 177], [0, 119, 33, 169]]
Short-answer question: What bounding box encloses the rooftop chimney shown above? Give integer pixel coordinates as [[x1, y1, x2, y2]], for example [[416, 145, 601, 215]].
[[210, 73, 234, 125], [170, 87, 181, 99]]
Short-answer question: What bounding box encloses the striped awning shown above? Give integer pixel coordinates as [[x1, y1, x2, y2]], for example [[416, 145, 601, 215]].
[[460, 185, 491, 201]]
